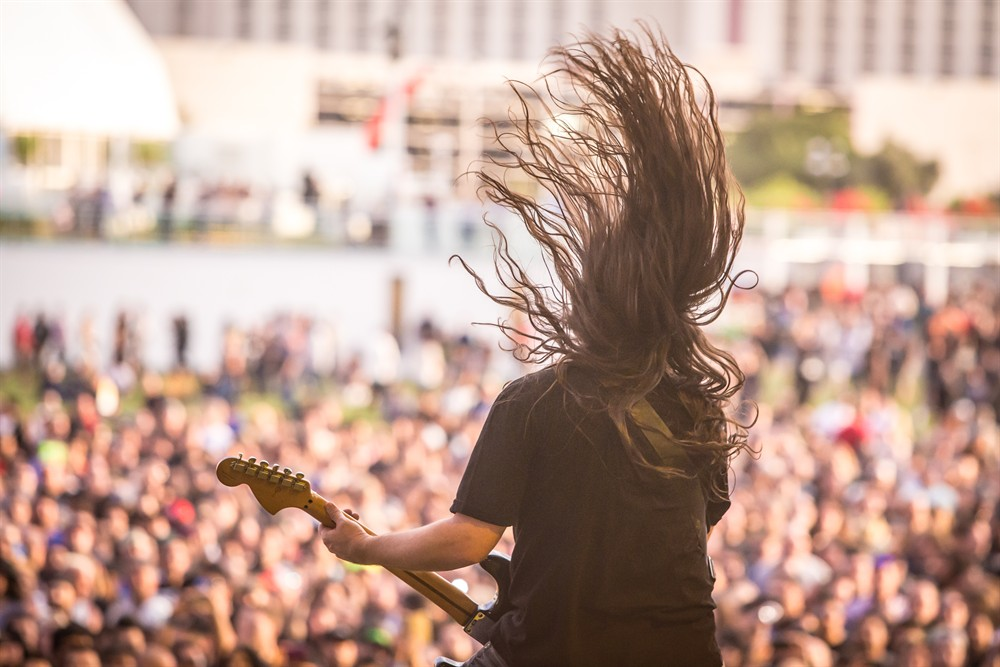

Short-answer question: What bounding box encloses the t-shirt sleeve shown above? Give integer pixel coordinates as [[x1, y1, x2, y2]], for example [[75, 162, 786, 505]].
[[705, 460, 731, 527], [450, 380, 538, 527]]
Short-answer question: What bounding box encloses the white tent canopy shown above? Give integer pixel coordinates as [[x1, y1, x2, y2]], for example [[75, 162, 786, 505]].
[[0, 0, 179, 139]]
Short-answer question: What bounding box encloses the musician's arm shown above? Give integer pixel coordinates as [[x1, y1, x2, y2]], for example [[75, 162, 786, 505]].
[[321, 504, 505, 572]]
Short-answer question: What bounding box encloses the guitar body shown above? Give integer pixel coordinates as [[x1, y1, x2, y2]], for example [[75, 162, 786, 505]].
[[464, 552, 513, 643], [216, 455, 512, 644]]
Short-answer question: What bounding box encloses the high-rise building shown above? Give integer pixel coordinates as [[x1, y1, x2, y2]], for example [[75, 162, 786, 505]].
[[771, 0, 999, 88], [125, 0, 613, 63], [120, 0, 999, 204], [126, 0, 999, 93]]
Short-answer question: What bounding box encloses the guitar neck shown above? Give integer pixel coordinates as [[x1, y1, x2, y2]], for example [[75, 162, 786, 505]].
[[302, 490, 479, 625]]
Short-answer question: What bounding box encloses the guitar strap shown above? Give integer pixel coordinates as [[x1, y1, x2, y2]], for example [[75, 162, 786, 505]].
[[629, 397, 717, 580], [628, 397, 692, 469]]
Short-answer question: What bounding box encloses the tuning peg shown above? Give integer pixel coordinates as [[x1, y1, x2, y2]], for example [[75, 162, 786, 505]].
[[283, 468, 292, 475], [232, 454, 248, 472], [247, 457, 257, 465], [260, 460, 269, 468]]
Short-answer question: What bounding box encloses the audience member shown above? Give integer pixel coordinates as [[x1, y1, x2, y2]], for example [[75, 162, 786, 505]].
[[1, 276, 998, 666]]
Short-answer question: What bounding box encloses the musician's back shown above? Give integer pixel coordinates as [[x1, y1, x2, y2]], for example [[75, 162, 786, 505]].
[[451, 365, 728, 667]]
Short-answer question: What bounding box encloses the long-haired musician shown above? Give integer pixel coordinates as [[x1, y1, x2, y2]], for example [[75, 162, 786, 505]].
[[322, 25, 754, 667]]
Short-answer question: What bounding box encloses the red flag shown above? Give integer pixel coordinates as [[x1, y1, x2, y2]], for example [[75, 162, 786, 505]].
[[364, 72, 424, 151]]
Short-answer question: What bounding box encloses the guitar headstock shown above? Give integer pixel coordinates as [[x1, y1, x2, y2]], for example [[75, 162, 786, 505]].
[[216, 454, 313, 516]]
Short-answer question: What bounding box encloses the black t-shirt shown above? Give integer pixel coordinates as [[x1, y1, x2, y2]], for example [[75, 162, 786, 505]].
[[451, 365, 729, 667]]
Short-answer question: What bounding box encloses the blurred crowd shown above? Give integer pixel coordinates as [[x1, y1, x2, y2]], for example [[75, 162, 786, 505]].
[[40, 172, 407, 249], [1, 270, 998, 667]]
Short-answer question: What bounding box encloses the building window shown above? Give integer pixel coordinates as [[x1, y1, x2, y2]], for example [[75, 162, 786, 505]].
[[432, 0, 448, 57], [511, 0, 526, 60], [316, 0, 331, 49], [236, 0, 252, 40], [861, 0, 877, 73], [727, 0, 744, 45], [939, 0, 956, 75], [551, 0, 565, 46], [471, 0, 486, 59], [317, 83, 381, 124], [354, 0, 369, 52], [819, 0, 838, 85], [406, 87, 461, 174], [900, 0, 916, 75], [783, 0, 799, 74], [588, 0, 604, 30], [176, 0, 193, 36], [980, 0, 998, 77], [276, 0, 291, 41]]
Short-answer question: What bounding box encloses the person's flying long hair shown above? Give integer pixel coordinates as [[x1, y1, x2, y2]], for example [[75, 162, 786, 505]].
[[454, 25, 754, 482]]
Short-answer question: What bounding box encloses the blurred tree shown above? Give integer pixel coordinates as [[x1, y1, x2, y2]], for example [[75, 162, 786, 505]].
[[742, 173, 822, 209], [727, 108, 853, 193], [13, 134, 39, 165], [131, 141, 169, 167], [854, 141, 939, 206], [727, 108, 939, 209]]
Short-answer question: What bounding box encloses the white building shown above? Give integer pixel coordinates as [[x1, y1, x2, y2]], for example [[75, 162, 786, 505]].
[[125, 0, 612, 63], [852, 77, 1000, 202], [125, 0, 999, 92], [3, 0, 997, 231], [0, 0, 179, 224], [130, 0, 1000, 209]]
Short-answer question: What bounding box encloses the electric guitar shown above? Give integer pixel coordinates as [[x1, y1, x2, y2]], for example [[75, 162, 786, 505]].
[[215, 454, 512, 644]]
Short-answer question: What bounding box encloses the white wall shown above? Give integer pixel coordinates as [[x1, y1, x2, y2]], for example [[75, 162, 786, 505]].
[[851, 78, 1000, 202]]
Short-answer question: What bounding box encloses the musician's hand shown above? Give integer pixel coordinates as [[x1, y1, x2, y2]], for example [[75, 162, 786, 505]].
[[319, 502, 372, 564]]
